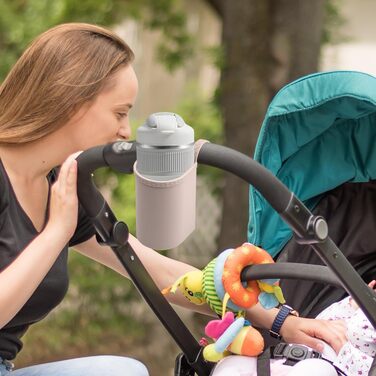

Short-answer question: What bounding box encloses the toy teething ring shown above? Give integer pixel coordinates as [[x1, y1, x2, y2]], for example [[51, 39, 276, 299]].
[[214, 248, 243, 312], [222, 243, 274, 308]]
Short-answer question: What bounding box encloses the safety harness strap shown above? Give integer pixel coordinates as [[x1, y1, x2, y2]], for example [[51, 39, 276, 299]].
[[256, 348, 271, 376]]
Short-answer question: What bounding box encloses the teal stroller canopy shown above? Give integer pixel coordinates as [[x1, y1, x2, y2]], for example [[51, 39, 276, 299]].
[[248, 71, 376, 258]]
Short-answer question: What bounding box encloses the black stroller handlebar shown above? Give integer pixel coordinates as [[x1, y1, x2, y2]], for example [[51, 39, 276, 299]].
[[242, 263, 342, 288], [196, 142, 292, 213], [75, 140, 376, 376]]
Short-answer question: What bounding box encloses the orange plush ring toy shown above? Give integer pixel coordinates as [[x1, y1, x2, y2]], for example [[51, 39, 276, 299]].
[[222, 243, 275, 309]]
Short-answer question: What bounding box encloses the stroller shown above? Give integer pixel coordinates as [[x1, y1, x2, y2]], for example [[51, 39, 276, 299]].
[[75, 70, 376, 375], [248, 69, 376, 326]]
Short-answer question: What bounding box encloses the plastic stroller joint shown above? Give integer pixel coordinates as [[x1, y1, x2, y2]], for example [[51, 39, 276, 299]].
[[92, 201, 129, 247], [281, 195, 328, 244]]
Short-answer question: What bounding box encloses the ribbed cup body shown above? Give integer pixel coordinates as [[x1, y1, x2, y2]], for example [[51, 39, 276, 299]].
[[136, 144, 194, 181]]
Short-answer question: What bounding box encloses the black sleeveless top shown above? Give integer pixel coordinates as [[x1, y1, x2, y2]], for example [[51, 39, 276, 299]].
[[0, 161, 96, 360]]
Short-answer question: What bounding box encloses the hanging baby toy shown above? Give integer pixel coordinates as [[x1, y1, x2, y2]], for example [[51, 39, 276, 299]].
[[162, 242, 286, 362]]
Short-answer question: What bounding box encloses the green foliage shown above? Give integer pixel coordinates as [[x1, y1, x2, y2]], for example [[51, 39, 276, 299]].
[[322, 0, 347, 46], [36, 253, 144, 340], [0, 0, 59, 78], [0, 0, 193, 80], [204, 45, 225, 70], [93, 167, 136, 233], [141, 0, 194, 71]]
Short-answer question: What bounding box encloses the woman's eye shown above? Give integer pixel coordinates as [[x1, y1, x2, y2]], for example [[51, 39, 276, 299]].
[[116, 112, 128, 119]]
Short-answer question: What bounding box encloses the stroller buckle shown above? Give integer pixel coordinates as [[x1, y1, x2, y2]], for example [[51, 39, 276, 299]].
[[270, 343, 322, 366]]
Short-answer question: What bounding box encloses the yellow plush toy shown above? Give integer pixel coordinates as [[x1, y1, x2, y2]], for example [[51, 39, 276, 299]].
[[162, 270, 206, 305]]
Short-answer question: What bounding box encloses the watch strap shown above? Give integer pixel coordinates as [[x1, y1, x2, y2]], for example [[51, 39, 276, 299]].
[[269, 305, 295, 339]]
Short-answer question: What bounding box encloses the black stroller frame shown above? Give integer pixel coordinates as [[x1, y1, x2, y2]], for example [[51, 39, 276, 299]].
[[76, 140, 376, 376]]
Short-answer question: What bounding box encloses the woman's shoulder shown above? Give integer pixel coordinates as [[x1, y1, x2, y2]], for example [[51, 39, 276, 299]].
[[0, 160, 9, 206], [0, 160, 10, 228]]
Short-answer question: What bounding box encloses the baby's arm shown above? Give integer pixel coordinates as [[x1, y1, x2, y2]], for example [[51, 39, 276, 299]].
[[330, 282, 376, 375], [333, 342, 374, 376], [315, 296, 355, 321], [317, 280, 376, 321]]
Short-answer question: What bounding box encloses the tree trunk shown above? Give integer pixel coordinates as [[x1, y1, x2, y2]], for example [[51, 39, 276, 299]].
[[213, 0, 326, 251], [270, 0, 325, 93]]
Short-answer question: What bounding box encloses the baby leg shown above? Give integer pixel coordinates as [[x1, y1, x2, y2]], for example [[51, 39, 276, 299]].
[[211, 356, 258, 376], [287, 359, 338, 376], [211, 356, 293, 376]]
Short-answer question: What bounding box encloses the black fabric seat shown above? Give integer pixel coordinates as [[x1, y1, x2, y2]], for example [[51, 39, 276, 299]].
[[259, 180, 376, 350], [278, 180, 376, 318]]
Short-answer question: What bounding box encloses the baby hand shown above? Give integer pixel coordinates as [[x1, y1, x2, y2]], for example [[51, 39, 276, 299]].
[[349, 280, 376, 309]]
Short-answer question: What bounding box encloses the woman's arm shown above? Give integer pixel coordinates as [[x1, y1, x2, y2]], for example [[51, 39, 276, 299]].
[[0, 226, 70, 328], [0, 155, 79, 329], [246, 302, 347, 353], [72, 233, 213, 316], [280, 314, 347, 353]]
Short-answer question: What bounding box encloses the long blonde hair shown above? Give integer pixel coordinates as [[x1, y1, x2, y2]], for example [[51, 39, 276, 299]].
[[0, 23, 134, 145]]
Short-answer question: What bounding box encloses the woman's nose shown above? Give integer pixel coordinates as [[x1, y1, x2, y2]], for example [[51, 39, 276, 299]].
[[118, 124, 131, 140]]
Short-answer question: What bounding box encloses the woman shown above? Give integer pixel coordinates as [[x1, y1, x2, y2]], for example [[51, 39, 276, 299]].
[[0, 23, 347, 375]]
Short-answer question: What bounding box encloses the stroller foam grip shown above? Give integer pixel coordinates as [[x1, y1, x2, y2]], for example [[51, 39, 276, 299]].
[[76, 142, 137, 218], [76, 144, 107, 217]]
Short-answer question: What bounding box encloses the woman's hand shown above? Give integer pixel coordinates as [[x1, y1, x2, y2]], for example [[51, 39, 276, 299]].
[[46, 152, 81, 240], [280, 315, 347, 354]]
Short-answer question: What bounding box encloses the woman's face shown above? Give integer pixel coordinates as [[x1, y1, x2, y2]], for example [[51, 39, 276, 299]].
[[68, 64, 138, 150]]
